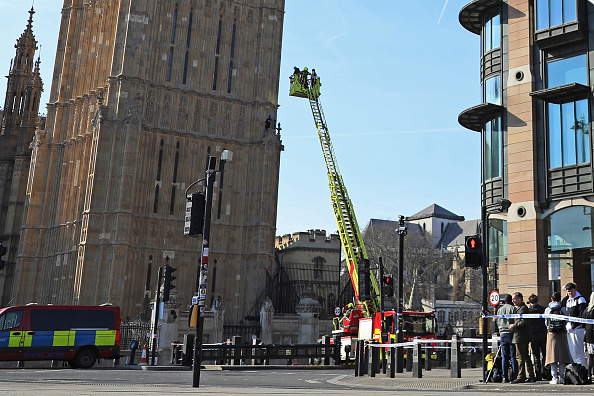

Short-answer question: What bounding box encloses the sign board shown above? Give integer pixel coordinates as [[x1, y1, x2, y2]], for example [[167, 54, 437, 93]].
[[489, 290, 500, 306], [358, 317, 373, 341], [192, 295, 199, 305], [334, 306, 341, 316]]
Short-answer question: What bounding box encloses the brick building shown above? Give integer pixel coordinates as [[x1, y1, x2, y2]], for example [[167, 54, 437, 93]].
[[459, 0, 594, 298]]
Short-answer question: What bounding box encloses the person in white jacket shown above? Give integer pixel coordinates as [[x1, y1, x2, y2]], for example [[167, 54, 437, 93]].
[[564, 282, 587, 365]]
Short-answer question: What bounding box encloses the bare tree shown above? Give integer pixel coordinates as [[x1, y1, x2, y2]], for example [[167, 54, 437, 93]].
[[363, 220, 452, 311]]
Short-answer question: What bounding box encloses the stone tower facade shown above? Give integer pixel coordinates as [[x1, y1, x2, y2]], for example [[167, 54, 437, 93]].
[[11, 0, 284, 322], [0, 8, 43, 304]]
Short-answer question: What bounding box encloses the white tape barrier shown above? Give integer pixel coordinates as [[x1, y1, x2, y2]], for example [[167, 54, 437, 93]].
[[366, 337, 492, 348], [485, 312, 594, 325]]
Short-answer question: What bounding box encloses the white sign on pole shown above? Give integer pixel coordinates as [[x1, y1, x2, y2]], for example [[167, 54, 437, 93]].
[[489, 290, 500, 306]]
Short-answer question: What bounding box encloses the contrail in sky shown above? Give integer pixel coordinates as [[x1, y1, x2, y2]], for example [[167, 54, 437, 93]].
[[438, 0, 449, 24]]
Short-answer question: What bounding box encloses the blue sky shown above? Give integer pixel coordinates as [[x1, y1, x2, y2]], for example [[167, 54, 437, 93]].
[[2, 1, 482, 237]]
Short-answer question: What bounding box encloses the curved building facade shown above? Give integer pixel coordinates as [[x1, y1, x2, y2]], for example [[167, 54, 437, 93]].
[[459, 0, 594, 297]]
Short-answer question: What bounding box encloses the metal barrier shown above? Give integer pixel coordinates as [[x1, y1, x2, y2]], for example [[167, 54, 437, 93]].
[[200, 343, 339, 365], [360, 335, 491, 379]]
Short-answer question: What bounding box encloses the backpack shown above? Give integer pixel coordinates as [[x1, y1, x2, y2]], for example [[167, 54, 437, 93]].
[[565, 363, 590, 385], [548, 306, 566, 333]]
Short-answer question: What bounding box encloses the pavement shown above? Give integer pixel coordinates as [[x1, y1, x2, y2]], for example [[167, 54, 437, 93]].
[[142, 363, 594, 391], [338, 367, 594, 391], [4, 361, 594, 392]]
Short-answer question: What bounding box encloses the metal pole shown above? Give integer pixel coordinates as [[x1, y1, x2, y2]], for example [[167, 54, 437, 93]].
[[396, 215, 407, 373], [193, 156, 216, 388], [151, 266, 162, 365], [379, 257, 387, 374], [481, 204, 488, 382], [144, 255, 152, 318], [379, 257, 384, 328]]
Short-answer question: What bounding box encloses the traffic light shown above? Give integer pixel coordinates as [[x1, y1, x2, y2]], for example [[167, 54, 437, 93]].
[[0, 242, 7, 270], [382, 274, 394, 297], [163, 264, 177, 302], [464, 235, 483, 268], [184, 192, 205, 236], [358, 258, 371, 300]]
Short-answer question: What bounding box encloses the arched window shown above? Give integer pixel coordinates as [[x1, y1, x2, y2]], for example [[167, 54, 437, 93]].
[[170, 142, 180, 215], [156, 139, 164, 181], [183, 10, 193, 85], [213, 18, 222, 90], [437, 310, 445, 323], [313, 256, 325, 279], [153, 184, 160, 214], [167, 5, 178, 82], [227, 20, 237, 93]]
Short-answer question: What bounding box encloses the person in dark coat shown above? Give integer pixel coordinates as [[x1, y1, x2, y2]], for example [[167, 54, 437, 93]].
[[583, 291, 594, 381], [509, 292, 535, 383], [528, 294, 547, 380]]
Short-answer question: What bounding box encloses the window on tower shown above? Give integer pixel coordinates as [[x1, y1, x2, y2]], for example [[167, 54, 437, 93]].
[[483, 10, 500, 53], [536, 0, 577, 31], [483, 75, 501, 105], [167, 6, 178, 82], [546, 54, 589, 169], [485, 117, 502, 180], [213, 18, 222, 90]]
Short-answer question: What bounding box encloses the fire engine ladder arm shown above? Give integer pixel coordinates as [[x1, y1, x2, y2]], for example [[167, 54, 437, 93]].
[[306, 93, 380, 314]]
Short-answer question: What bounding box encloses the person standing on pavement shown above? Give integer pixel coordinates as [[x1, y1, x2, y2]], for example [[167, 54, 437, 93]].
[[582, 291, 594, 381], [545, 291, 571, 384], [528, 294, 547, 380], [564, 282, 587, 365], [509, 292, 535, 383], [494, 294, 518, 382]]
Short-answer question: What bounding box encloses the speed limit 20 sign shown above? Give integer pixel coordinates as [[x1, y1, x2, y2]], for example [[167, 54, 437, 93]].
[[489, 290, 500, 306]]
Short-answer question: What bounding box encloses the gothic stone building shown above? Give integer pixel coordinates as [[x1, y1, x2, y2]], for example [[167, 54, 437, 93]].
[[0, 9, 43, 307], [1, 0, 285, 323]]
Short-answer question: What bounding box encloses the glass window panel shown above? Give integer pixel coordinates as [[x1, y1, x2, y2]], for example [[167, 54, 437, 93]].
[[549, 103, 562, 168], [547, 206, 594, 252], [563, 0, 577, 23], [484, 117, 502, 180], [574, 99, 590, 164], [547, 54, 587, 88], [491, 117, 501, 178], [536, 0, 550, 30], [485, 121, 492, 180], [562, 102, 577, 166], [488, 218, 507, 267], [484, 75, 501, 105], [492, 14, 500, 49], [484, 18, 492, 52], [550, 0, 563, 26]]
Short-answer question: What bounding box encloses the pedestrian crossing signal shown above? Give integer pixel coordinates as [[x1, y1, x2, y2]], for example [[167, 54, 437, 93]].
[[464, 235, 483, 268], [382, 274, 394, 297]]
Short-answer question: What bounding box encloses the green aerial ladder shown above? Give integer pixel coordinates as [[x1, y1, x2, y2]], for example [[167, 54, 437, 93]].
[[289, 68, 380, 317]]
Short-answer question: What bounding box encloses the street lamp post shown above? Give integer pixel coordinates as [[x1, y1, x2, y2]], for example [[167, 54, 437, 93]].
[[481, 198, 511, 381], [189, 150, 231, 388], [396, 215, 407, 373], [192, 156, 216, 387]]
